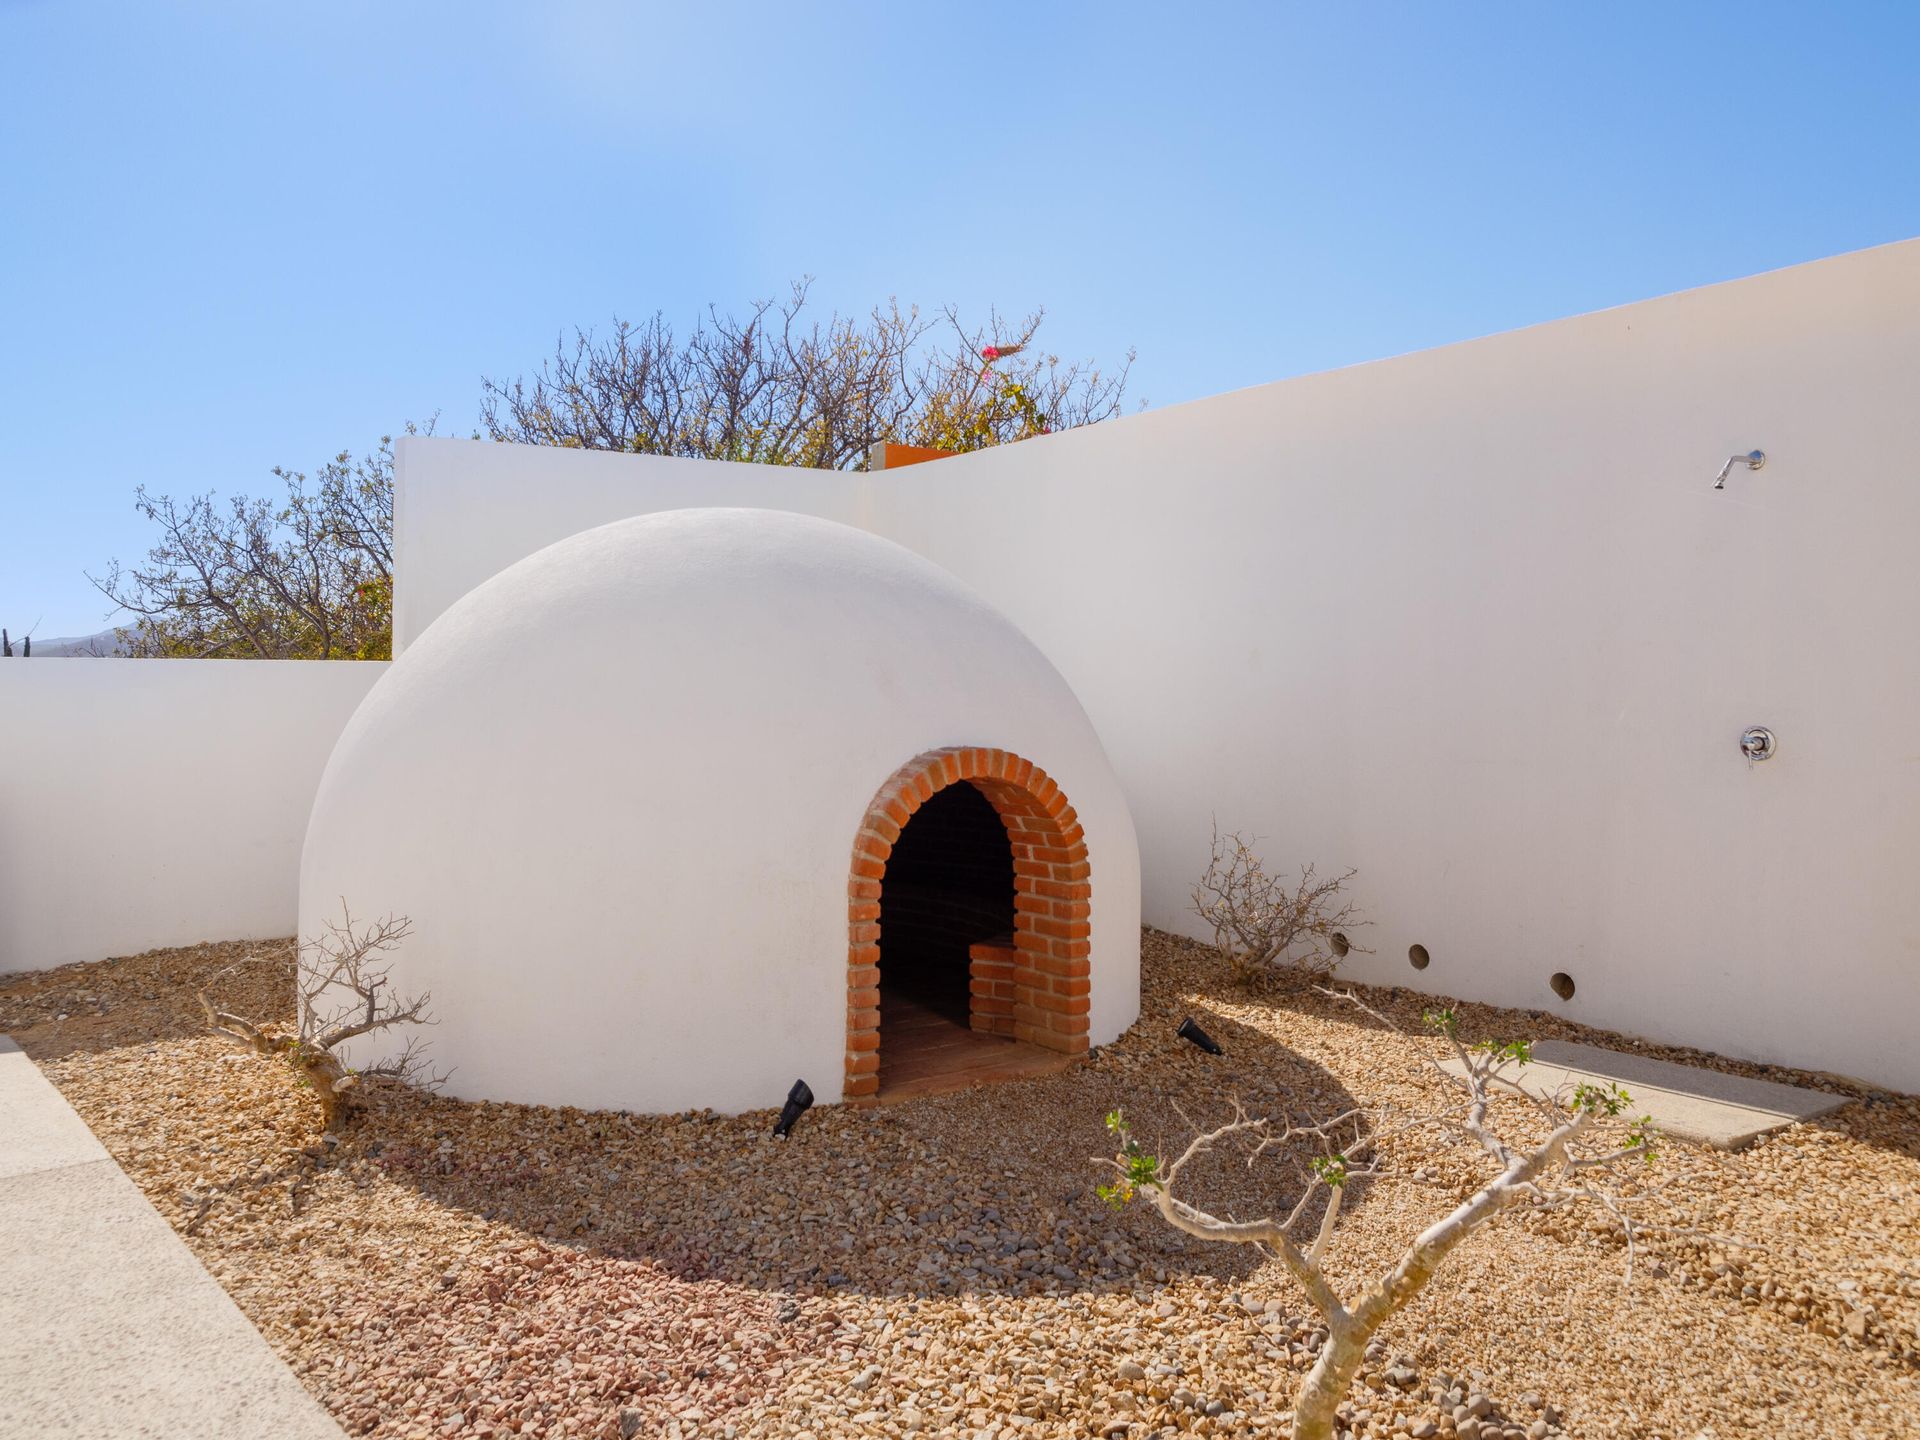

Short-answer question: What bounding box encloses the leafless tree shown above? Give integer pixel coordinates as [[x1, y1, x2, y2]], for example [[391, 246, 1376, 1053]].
[[1193, 825, 1368, 985], [1101, 994, 1664, 1440], [93, 289, 1130, 659], [90, 436, 405, 659], [199, 906, 439, 1130], [480, 280, 1134, 467]]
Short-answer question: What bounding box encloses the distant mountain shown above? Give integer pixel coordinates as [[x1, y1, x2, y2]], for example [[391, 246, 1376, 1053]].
[[9, 628, 129, 657]]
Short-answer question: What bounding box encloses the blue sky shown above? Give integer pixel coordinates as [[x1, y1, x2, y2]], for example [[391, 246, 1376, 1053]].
[[4, 1, 1918, 638]]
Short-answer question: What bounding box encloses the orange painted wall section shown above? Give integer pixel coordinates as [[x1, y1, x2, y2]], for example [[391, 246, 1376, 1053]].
[[871, 442, 959, 470]]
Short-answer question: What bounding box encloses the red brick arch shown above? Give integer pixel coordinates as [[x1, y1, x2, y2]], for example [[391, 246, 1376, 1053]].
[[846, 747, 1092, 1098]]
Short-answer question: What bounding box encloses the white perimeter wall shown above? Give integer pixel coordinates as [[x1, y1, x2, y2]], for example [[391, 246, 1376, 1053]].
[[0, 661, 384, 972], [393, 238, 1920, 1092]]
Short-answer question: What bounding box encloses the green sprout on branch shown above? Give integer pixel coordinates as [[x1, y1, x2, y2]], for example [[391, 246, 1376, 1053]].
[[1309, 1153, 1350, 1187], [1099, 1109, 1161, 1208], [1474, 1038, 1533, 1064], [1626, 1115, 1659, 1162], [1570, 1083, 1659, 1160], [1571, 1080, 1631, 1117]]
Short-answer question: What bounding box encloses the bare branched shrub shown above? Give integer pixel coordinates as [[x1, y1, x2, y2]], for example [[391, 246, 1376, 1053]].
[[199, 906, 440, 1130], [1100, 995, 1667, 1440], [1193, 825, 1367, 985], [480, 281, 1135, 467]]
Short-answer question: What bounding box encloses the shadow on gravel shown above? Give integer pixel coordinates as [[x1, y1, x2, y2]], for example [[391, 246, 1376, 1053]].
[[356, 932, 1368, 1303]]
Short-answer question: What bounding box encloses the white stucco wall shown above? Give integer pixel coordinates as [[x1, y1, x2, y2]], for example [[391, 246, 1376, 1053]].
[[0, 660, 384, 972], [392, 237, 1920, 1092], [302, 510, 1141, 1113]]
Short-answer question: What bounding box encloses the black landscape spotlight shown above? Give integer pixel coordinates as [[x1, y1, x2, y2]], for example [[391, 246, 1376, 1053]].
[[772, 1079, 815, 1139], [1177, 1017, 1224, 1055]]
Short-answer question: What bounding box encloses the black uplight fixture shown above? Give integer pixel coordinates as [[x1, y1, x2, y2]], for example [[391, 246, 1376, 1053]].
[[772, 1079, 815, 1139], [1176, 1017, 1223, 1055]]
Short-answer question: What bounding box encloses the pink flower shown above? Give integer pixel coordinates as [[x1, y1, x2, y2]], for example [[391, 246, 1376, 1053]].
[[980, 345, 1001, 361]]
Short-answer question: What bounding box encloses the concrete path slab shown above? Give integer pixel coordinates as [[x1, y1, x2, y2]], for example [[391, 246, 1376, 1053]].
[[1439, 1038, 1851, 1150], [0, 1034, 111, 1181], [0, 1035, 345, 1439]]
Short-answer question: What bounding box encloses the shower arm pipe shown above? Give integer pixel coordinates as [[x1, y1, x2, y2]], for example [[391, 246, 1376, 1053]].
[[1713, 450, 1767, 490]]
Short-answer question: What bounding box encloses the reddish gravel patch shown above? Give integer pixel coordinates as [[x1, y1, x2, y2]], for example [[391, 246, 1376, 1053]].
[[315, 1244, 827, 1437]]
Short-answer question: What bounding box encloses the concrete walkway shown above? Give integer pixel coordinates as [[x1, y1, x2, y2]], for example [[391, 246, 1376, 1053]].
[[0, 1035, 345, 1439], [1442, 1038, 1850, 1150]]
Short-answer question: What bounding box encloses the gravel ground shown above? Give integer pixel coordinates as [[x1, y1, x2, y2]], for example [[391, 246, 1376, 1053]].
[[3, 930, 1915, 1440]]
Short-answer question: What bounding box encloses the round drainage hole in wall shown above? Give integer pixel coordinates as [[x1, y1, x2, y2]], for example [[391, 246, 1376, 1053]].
[[1549, 971, 1576, 1001], [1330, 931, 1351, 958], [1408, 943, 1430, 970]]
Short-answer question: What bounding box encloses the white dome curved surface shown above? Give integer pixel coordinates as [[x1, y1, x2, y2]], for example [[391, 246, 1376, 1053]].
[[300, 508, 1140, 1113]]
